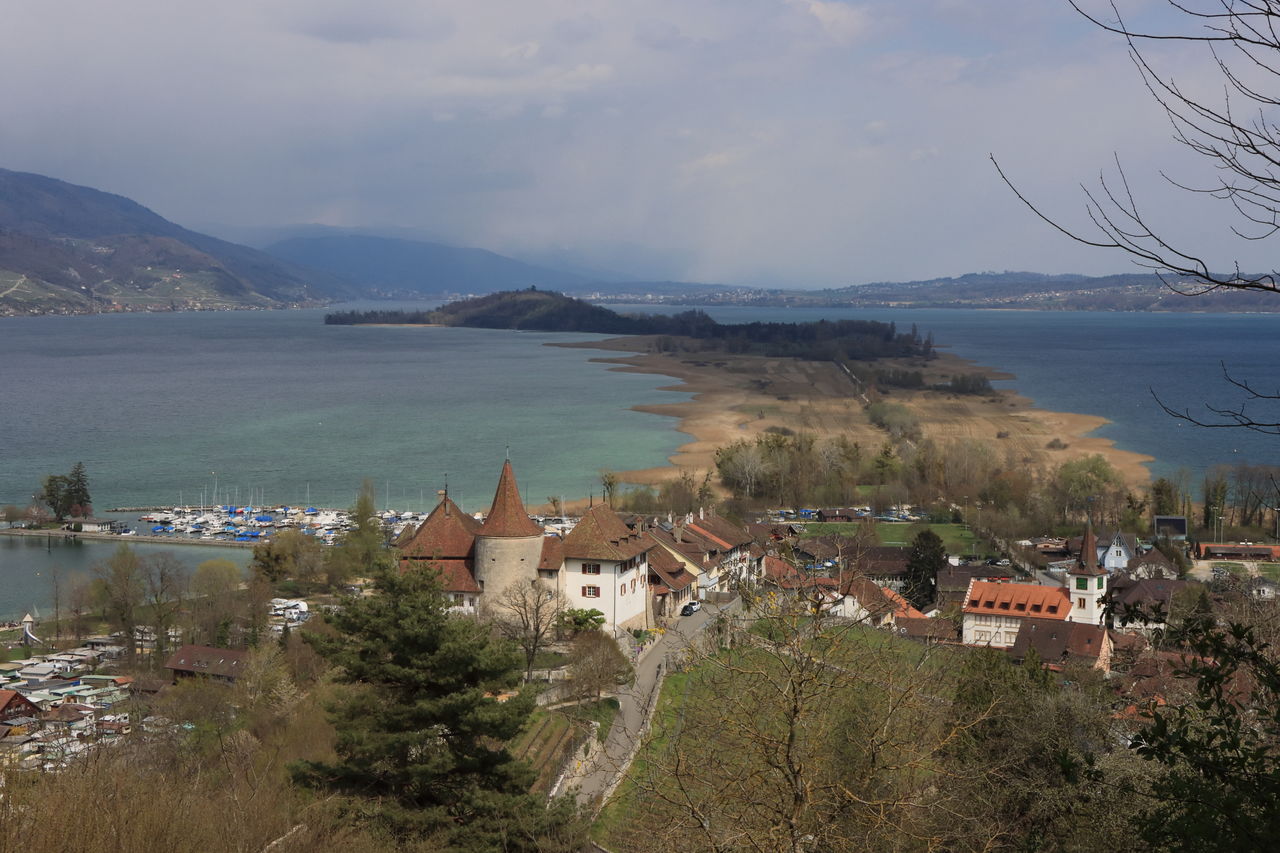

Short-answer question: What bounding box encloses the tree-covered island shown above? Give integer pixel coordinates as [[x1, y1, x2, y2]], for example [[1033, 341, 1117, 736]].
[[325, 289, 934, 362]]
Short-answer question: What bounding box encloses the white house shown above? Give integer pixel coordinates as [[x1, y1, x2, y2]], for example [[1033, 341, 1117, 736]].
[[559, 505, 652, 632]]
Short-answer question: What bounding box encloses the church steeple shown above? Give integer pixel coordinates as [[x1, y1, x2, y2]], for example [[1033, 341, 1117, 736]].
[[1068, 517, 1107, 625]]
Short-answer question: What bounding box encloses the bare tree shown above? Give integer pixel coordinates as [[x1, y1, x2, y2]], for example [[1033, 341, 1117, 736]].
[[998, 1, 1280, 296], [143, 552, 188, 662], [492, 578, 565, 682], [566, 630, 633, 702]]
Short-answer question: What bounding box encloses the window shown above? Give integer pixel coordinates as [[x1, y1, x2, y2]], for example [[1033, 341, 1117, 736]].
[[582, 563, 601, 575], [1077, 597, 1086, 609], [1097, 577, 1105, 589], [582, 586, 600, 598], [1075, 577, 1088, 590], [631, 579, 637, 592], [620, 584, 626, 596]]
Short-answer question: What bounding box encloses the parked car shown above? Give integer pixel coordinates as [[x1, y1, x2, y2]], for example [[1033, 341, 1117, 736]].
[[680, 601, 702, 616]]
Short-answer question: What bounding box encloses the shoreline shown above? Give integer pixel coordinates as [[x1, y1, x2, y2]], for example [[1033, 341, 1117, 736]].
[[546, 336, 1153, 509]]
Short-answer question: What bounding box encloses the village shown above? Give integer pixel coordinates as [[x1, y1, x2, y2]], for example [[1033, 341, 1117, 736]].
[[3, 457, 1270, 807]]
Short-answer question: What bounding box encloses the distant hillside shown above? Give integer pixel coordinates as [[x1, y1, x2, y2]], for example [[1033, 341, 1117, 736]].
[[0, 168, 352, 316], [817, 271, 1280, 312], [264, 234, 589, 296], [326, 289, 931, 362]]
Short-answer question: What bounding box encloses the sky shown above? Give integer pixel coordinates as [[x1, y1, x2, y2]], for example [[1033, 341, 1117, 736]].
[[2, 0, 1269, 287]]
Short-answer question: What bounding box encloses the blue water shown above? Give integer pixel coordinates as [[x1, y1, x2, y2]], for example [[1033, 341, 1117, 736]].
[[2, 302, 1276, 618]]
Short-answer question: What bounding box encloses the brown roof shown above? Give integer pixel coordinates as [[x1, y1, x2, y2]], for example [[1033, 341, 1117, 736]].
[[0, 690, 39, 720], [563, 505, 651, 562], [400, 557, 482, 593], [963, 580, 1071, 620], [538, 536, 564, 572], [478, 461, 542, 538], [839, 575, 895, 618], [647, 538, 695, 591], [686, 515, 753, 550], [898, 616, 960, 643], [164, 645, 250, 680], [1009, 618, 1109, 666], [398, 494, 481, 560]]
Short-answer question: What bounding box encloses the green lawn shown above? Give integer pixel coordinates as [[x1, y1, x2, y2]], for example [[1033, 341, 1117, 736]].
[[800, 521, 976, 554], [1257, 563, 1280, 581], [1212, 562, 1248, 576]]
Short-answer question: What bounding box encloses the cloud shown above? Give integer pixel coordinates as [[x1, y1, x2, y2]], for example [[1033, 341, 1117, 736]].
[[0, 0, 1254, 285]]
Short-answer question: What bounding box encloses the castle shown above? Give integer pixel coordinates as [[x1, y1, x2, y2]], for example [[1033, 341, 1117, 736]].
[[397, 460, 654, 631]]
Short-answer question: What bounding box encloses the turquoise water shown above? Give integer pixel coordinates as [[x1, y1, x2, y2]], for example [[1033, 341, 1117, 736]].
[[0, 305, 690, 514], [2, 302, 1275, 618], [0, 536, 252, 622]]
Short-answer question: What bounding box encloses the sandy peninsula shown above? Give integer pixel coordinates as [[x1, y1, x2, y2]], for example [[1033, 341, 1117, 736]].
[[549, 335, 1153, 507]]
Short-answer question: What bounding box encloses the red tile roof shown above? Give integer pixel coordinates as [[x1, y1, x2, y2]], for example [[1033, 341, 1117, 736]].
[[880, 586, 926, 620], [963, 580, 1071, 620], [538, 536, 564, 572], [398, 494, 481, 560], [479, 460, 542, 538], [563, 505, 651, 562], [686, 515, 753, 550], [400, 557, 481, 593], [839, 575, 895, 618]]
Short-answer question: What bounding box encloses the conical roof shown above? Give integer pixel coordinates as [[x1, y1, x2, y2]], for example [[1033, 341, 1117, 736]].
[[1073, 519, 1106, 576], [479, 460, 542, 538], [399, 493, 481, 560]]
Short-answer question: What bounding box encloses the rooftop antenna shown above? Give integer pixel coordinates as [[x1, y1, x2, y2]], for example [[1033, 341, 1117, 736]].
[[505, 444, 510, 461]]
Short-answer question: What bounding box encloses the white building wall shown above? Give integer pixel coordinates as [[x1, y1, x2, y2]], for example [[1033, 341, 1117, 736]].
[[562, 556, 649, 630]]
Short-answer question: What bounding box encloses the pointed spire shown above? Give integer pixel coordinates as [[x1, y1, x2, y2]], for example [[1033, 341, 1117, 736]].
[[479, 460, 542, 538], [1074, 517, 1105, 576]]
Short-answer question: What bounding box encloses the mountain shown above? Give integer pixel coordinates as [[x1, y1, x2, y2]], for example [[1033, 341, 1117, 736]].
[[815, 271, 1280, 312], [264, 234, 590, 296], [0, 169, 352, 315]]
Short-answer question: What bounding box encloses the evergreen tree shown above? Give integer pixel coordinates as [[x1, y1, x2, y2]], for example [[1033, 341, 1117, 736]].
[[293, 565, 583, 849], [65, 461, 91, 516], [903, 529, 945, 609]]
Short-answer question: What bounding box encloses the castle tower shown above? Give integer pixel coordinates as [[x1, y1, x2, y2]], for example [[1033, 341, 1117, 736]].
[[473, 460, 544, 597], [1067, 519, 1107, 625]]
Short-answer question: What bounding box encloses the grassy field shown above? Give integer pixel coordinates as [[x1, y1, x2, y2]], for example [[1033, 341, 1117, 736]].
[[800, 521, 978, 554], [593, 625, 966, 850], [1212, 562, 1248, 576], [1258, 563, 1280, 581]]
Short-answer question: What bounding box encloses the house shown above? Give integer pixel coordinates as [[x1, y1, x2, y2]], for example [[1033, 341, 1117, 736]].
[[1009, 619, 1114, 672], [0, 689, 41, 723], [646, 540, 698, 617], [896, 616, 960, 644], [834, 575, 897, 626], [560, 505, 653, 631], [164, 644, 249, 683], [851, 546, 912, 592], [680, 512, 758, 592], [936, 564, 1017, 609], [1126, 548, 1179, 580], [1107, 576, 1191, 635], [962, 581, 1072, 648], [963, 523, 1110, 648], [762, 555, 842, 610]]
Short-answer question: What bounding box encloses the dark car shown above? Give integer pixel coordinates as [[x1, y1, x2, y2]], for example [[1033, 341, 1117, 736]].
[[680, 601, 702, 616]]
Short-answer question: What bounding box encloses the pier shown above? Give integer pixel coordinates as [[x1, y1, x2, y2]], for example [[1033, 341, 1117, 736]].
[[0, 528, 256, 549]]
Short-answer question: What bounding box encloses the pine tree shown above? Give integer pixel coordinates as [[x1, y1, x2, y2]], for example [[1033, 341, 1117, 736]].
[[293, 564, 583, 848], [903, 529, 945, 609]]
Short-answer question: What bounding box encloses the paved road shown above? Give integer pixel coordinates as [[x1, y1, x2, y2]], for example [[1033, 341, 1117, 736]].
[[570, 600, 730, 808]]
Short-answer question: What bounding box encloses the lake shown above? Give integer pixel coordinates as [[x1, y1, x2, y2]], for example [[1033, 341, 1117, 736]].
[[1, 301, 1275, 618]]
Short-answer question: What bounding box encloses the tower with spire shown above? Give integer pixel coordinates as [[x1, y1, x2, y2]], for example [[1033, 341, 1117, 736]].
[[1066, 518, 1107, 625], [473, 460, 545, 598]]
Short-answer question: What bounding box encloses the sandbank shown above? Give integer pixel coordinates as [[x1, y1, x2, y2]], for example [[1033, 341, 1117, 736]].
[[545, 335, 1153, 511]]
